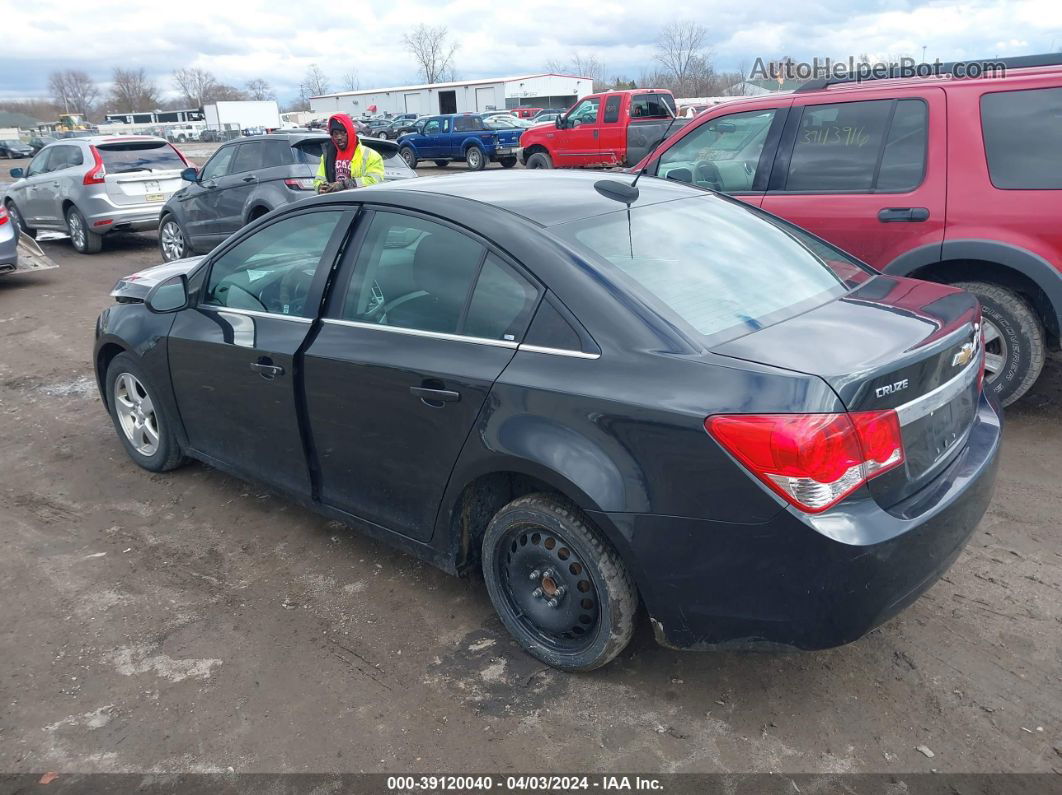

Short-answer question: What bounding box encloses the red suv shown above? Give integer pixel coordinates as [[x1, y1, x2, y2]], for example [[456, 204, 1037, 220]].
[[640, 55, 1062, 405]]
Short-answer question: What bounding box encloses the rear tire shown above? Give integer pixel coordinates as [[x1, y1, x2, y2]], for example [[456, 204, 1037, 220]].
[[5, 201, 35, 239], [400, 147, 418, 169], [482, 493, 637, 672], [433, 160, 450, 168], [65, 205, 102, 254], [105, 353, 187, 473], [499, 156, 518, 169], [526, 152, 552, 169], [465, 146, 486, 171], [955, 280, 1045, 406]]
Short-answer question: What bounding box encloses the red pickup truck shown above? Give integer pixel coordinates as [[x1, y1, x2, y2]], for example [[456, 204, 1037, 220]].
[[519, 89, 681, 169]]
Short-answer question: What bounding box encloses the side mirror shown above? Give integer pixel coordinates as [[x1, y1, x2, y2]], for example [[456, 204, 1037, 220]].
[[146, 274, 189, 313], [555, 116, 564, 129], [180, 167, 198, 182], [10, 167, 24, 179]]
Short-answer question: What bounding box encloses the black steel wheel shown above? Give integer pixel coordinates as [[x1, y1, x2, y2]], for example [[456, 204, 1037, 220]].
[[482, 494, 637, 671]]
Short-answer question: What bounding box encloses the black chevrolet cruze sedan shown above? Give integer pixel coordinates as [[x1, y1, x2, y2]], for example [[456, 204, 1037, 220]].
[[94, 171, 1001, 671]]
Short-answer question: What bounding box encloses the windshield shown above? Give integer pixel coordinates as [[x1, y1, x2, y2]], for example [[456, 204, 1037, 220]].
[[552, 195, 868, 343], [484, 116, 519, 129]]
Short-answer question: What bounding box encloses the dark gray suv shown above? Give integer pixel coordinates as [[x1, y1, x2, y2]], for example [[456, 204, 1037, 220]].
[[157, 134, 415, 261]]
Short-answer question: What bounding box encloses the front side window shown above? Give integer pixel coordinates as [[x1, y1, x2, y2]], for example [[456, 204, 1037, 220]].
[[423, 118, 444, 135], [554, 196, 864, 343], [200, 146, 235, 180], [981, 87, 1062, 190], [568, 98, 600, 126], [784, 99, 926, 192], [26, 151, 51, 177], [205, 211, 345, 316], [658, 108, 777, 192]]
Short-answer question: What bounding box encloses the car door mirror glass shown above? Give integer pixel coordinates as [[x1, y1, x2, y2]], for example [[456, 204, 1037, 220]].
[[146, 274, 190, 313], [9, 167, 23, 178], [181, 167, 199, 182]]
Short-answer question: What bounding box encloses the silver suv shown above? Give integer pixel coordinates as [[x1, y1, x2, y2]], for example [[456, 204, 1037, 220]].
[[3, 135, 189, 254]]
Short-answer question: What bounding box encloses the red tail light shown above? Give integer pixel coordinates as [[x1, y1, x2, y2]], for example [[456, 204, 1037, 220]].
[[284, 177, 315, 191], [83, 146, 105, 185], [0, 206, 8, 225], [705, 410, 905, 513]]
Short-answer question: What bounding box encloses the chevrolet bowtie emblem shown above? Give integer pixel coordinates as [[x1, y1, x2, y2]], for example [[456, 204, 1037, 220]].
[[951, 341, 976, 368]]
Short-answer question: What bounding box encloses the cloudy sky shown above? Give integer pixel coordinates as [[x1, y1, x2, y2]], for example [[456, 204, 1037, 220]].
[[2, 0, 1060, 104]]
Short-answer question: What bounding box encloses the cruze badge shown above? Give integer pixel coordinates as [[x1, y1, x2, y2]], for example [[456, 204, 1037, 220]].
[[951, 341, 976, 368], [876, 379, 909, 398]]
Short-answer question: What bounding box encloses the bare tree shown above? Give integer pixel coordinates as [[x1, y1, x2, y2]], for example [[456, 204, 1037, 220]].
[[547, 54, 607, 92], [245, 78, 275, 101], [655, 20, 712, 97], [172, 68, 218, 107], [48, 70, 99, 116], [109, 67, 159, 112], [341, 68, 360, 92], [403, 24, 458, 84], [299, 63, 330, 105], [209, 83, 249, 101]]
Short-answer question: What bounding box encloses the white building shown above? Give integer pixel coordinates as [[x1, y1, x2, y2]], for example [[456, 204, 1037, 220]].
[[310, 73, 592, 118]]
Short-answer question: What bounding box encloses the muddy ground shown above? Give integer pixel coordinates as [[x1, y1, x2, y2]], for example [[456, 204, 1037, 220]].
[[1, 232, 1060, 775]]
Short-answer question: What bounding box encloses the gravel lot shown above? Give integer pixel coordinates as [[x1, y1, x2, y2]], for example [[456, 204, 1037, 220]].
[[0, 195, 1060, 775]]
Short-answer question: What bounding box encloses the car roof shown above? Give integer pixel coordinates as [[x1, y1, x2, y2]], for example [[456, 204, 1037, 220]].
[[340, 169, 707, 227], [71, 134, 170, 145]]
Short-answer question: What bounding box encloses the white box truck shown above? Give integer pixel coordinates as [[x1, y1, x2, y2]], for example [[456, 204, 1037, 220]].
[[202, 100, 281, 134]]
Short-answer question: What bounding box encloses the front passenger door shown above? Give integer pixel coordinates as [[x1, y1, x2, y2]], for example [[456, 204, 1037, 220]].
[[180, 144, 236, 244], [302, 210, 541, 540], [167, 208, 352, 495]]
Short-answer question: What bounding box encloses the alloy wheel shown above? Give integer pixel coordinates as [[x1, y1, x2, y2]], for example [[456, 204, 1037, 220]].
[[114, 373, 161, 457], [496, 523, 601, 653], [160, 220, 185, 261], [68, 211, 86, 250], [982, 319, 1007, 383]]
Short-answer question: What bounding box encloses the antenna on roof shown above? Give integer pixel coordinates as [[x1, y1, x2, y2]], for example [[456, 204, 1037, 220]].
[[594, 96, 682, 205]]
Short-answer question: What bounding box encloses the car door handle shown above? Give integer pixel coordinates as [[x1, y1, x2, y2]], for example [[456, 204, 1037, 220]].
[[241, 175, 256, 183], [878, 207, 930, 222], [409, 386, 460, 405], [202, 179, 217, 189], [250, 361, 284, 380]]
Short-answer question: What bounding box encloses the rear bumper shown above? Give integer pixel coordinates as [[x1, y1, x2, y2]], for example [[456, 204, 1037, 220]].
[[593, 392, 1002, 651], [80, 192, 168, 232], [0, 232, 17, 267]]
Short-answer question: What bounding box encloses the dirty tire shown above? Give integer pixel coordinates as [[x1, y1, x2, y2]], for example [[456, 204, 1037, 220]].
[[65, 205, 102, 254], [465, 146, 486, 171], [482, 493, 637, 672], [499, 156, 517, 169], [105, 353, 187, 473], [433, 159, 450, 168], [526, 152, 552, 169], [5, 200, 35, 239], [955, 281, 1045, 407], [400, 147, 418, 169]]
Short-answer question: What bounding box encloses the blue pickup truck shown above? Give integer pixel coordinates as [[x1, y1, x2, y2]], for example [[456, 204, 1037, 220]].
[[397, 113, 522, 171]]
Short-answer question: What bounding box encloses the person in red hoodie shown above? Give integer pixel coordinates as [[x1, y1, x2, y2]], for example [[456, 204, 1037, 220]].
[[314, 113, 385, 193]]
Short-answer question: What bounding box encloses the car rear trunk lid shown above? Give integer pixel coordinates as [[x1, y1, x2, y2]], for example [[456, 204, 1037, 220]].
[[711, 276, 983, 507], [98, 141, 186, 206]]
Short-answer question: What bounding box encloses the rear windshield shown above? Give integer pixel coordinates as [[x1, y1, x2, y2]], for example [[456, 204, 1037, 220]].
[[98, 142, 185, 172], [552, 195, 867, 343]]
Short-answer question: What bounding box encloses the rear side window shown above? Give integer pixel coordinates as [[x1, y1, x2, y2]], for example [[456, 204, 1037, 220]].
[[784, 99, 927, 192], [464, 255, 539, 341], [981, 87, 1062, 189], [261, 140, 293, 168], [97, 141, 185, 173], [454, 116, 483, 132], [631, 93, 675, 119], [46, 145, 84, 170], [603, 96, 621, 124], [230, 143, 263, 173]]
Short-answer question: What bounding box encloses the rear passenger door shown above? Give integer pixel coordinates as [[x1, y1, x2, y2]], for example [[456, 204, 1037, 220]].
[[761, 89, 946, 269], [302, 209, 541, 540]]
